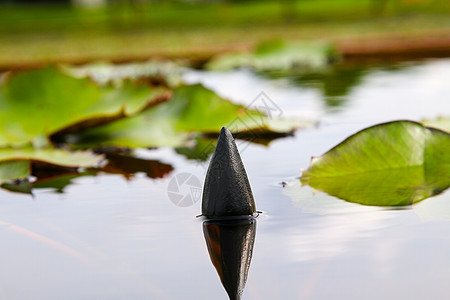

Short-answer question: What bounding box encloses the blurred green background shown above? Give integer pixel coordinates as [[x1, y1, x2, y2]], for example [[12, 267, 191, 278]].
[[0, 0, 449, 68]]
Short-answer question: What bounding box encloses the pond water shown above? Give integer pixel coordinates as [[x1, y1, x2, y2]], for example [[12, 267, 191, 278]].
[[0, 58, 449, 300]]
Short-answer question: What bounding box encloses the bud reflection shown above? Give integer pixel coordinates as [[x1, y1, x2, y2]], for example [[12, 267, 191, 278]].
[[203, 218, 257, 300]]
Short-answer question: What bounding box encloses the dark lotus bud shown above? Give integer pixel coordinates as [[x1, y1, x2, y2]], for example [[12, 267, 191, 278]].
[[202, 127, 256, 218]]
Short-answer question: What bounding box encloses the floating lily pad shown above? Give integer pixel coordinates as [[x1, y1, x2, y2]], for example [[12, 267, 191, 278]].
[[0, 67, 169, 147], [301, 120, 450, 206], [302, 165, 450, 206], [0, 148, 104, 168], [71, 84, 304, 148], [206, 40, 338, 72], [0, 160, 29, 184], [64, 60, 185, 88], [0, 148, 103, 194]]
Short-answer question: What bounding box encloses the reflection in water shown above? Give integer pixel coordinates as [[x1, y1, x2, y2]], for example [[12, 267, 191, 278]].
[[258, 63, 367, 110], [100, 152, 174, 179], [30, 162, 87, 193], [260, 61, 412, 111], [29, 153, 174, 193], [175, 131, 294, 163], [32, 174, 82, 194], [290, 66, 365, 109], [203, 218, 257, 300], [175, 137, 216, 162], [1, 180, 32, 194]]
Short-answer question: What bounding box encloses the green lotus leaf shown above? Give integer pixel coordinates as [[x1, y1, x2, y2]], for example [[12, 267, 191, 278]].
[[0, 160, 30, 185], [301, 120, 450, 206], [71, 84, 304, 148], [206, 40, 338, 72], [0, 148, 103, 192], [64, 60, 185, 88], [0, 148, 104, 168], [0, 66, 169, 147]]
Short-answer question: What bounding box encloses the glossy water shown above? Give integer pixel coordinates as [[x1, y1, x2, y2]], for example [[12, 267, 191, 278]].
[[0, 58, 449, 300]]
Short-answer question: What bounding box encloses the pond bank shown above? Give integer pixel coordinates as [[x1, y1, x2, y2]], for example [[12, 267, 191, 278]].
[[1, 29, 449, 71]]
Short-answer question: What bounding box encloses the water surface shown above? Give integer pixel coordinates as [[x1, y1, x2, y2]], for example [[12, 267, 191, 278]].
[[0, 58, 449, 300]]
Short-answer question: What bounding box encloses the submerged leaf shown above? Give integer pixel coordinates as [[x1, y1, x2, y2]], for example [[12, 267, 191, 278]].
[[206, 40, 338, 72], [0, 67, 169, 147], [301, 120, 450, 206]]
